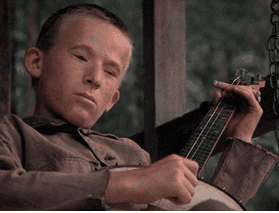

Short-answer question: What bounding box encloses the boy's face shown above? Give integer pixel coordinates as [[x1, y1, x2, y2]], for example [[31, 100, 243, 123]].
[[34, 16, 132, 129]]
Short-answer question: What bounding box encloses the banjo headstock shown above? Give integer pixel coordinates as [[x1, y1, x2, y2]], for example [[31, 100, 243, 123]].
[[232, 68, 265, 89]]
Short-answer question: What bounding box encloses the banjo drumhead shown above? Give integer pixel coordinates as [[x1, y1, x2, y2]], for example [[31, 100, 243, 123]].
[[150, 179, 245, 211], [111, 167, 245, 211]]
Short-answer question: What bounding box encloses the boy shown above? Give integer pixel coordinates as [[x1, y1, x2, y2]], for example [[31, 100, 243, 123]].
[[0, 3, 277, 210]]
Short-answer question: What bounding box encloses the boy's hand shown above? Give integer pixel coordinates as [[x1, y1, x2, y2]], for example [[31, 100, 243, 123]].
[[104, 154, 199, 205], [212, 81, 263, 142]]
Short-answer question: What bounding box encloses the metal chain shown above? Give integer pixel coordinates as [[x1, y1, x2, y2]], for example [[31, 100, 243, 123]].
[[268, 3, 279, 209], [268, 0, 279, 142]]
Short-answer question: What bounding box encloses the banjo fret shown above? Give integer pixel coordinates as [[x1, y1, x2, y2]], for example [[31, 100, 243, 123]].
[[179, 99, 236, 171]]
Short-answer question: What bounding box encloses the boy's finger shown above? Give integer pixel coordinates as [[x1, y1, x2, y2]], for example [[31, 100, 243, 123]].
[[213, 81, 260, 101], [212, 81, 230, 88], [184, 159, 199, 176], [213, 91, 222, 105]]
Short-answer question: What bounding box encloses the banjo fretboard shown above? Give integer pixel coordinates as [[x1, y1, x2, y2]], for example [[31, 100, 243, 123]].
[[179, 98, 236, 173]]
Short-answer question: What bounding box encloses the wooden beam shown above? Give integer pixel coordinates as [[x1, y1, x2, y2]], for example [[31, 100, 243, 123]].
[[0, 0, 10, 114], [154, 0, 187, 127], [143, 0, 158, 161], [142, 0, 186, 161]]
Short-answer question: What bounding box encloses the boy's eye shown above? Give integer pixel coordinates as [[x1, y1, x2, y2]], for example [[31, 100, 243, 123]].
[[105, 70, 115, 77], [75, 55, 87, 62]]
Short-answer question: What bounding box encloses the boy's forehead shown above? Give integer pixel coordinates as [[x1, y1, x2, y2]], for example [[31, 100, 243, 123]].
[[59, 15, 98, 40], [56, 16, 132, 74], [60, 16, 116, 38], [58, 16, 132, 50]]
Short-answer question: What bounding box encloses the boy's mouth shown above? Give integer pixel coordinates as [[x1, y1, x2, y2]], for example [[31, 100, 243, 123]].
[[75, 93, 96, 105]]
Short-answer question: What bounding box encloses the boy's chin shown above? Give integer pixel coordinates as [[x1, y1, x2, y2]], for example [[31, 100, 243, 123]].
[[74, 120, 95, 129], [66, 115, 96, 129]]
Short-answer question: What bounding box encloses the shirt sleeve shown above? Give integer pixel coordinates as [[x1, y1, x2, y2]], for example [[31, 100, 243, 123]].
[[210, 138, 279, 204], [0, 138, 109, 211]]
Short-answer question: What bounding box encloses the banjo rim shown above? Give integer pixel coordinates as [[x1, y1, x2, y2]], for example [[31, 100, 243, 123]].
[[197, 177, 246, 210], [110, 165, 246, 211]]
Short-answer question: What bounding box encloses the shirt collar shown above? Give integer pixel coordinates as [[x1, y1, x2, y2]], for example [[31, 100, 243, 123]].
[[23, 116, 69, 128], [23, 115, 119, 139]]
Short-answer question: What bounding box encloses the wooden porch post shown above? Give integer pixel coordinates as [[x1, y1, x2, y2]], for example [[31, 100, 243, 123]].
[[154, 0, 187, 127], [143, 0, 186, 161], [143, 0, 158, 161]]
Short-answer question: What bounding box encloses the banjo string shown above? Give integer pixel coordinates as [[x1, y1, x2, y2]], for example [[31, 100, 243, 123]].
[[185, 77, 240, 162]]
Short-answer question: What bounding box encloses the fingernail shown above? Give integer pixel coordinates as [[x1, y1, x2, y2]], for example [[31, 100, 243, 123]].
[[212, 81, 218, 87], [213, 81, 229, 88]]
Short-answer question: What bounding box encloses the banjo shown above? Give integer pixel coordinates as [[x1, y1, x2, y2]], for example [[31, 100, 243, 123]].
[[110, 70, 264, 211]]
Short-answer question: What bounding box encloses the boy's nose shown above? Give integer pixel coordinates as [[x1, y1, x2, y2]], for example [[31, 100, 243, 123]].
[[83, 67, 102, 89]]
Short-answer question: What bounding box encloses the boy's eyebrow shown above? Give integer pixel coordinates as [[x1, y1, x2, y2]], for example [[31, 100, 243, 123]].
[[71, 44, 121, 75], [71, 44, 93, 55]]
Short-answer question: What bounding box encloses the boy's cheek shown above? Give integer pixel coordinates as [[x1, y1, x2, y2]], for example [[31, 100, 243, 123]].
[[62, 103, 98, 128]]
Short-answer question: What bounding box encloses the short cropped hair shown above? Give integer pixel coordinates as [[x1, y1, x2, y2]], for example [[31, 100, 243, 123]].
[[32, 4, 133, 88], [35, 3, 134, 53]]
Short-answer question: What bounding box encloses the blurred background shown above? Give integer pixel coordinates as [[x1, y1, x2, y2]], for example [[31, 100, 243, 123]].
[[9, 0, 279, 210]]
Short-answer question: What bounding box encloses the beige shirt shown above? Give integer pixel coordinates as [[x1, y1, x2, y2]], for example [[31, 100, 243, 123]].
[[0, 113, 277, 210]]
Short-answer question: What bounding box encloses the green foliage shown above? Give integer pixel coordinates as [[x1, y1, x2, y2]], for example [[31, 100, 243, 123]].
[[186, 0, 279, 210], [186, 0, 270, 108]]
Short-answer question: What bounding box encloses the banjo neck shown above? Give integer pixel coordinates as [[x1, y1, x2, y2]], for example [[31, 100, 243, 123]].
[[110, 72, 266, 211], [179, 74, 265, 174], [179, 97, 236, 175]]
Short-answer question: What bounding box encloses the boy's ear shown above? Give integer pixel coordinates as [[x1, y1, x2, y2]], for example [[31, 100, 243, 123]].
[[24, 47, 43, 78], [105, 90, 120, 112]]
